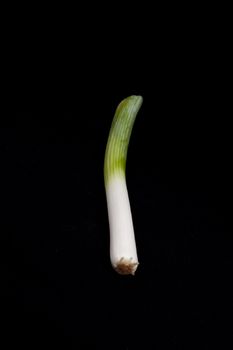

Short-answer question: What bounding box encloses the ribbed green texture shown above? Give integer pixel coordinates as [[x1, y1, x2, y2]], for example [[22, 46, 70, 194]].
[[104, 95, 143, 185]]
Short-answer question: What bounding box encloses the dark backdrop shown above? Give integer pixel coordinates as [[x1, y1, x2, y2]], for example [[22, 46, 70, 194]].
[[1, 23, 232, 350]]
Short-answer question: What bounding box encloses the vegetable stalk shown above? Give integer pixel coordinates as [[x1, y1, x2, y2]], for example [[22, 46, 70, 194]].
[[104, 95, 143, 275]]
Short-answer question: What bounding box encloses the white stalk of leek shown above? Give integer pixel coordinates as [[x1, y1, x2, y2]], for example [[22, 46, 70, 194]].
[[104, 95, 143, 275]]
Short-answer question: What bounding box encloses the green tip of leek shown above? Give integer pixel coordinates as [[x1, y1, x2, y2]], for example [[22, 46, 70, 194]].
[[104, 95, 143, 185]]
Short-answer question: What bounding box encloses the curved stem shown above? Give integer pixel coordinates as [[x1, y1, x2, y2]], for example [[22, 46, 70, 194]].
[[104, 95, 143, 275]]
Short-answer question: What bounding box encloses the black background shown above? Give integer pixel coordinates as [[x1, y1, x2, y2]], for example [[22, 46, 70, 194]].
[[1, 16, 232, 349]]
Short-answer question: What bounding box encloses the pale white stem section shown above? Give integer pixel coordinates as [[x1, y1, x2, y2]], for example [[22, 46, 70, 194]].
[[105, 174, 138, 275]]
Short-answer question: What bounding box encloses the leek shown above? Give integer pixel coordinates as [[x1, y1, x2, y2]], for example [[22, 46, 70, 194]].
[[104, 95, 143, 275]]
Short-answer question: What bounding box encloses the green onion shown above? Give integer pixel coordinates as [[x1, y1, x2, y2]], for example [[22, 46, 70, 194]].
[[104, 95, 143, 275]]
